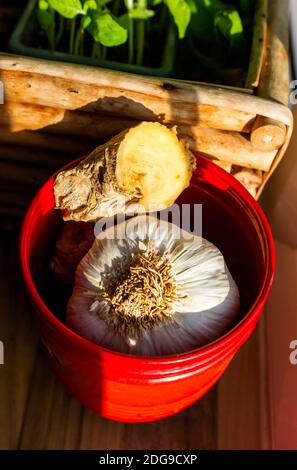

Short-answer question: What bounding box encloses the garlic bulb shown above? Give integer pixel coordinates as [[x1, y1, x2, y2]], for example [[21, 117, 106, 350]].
[[67, 216, 240, 356]]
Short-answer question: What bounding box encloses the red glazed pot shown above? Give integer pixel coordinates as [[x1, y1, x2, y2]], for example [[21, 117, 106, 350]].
[[20, 155, 275, 422]]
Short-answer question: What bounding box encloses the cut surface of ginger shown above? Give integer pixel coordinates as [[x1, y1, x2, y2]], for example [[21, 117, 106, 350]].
[[115, 122, 194, 211]]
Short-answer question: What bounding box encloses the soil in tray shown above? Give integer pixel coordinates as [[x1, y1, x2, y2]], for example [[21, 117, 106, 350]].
[[174, 39, 249, 87]]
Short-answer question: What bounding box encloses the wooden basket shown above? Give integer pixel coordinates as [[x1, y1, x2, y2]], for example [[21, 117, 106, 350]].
[[0, 0, 293, 214]]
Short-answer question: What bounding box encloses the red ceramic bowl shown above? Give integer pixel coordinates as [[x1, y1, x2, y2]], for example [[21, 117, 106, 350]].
[[20, 155, 275, 422]]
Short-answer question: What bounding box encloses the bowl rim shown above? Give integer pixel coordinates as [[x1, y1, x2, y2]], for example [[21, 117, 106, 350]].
[[20, 154, 275, 363]]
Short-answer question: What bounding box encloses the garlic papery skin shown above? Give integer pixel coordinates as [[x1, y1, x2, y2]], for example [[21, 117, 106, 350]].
[[67, 216, 240, 356]]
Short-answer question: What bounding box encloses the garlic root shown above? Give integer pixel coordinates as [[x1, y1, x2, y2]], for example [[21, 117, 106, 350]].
[[54, 122, 195, 222]]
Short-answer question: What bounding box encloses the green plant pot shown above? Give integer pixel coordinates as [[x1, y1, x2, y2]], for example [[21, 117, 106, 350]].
[[10, 0, 176, 77]]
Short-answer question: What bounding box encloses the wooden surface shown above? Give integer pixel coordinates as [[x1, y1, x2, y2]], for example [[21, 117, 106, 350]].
[[264, 240, 297, 450], [261, 107, 297, 450], [245, 0, 267, 90], [0, 215, 267, 450]]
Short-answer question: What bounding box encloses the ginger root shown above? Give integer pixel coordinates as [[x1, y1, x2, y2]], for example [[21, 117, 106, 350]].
[[54, 122, 195, 222]]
